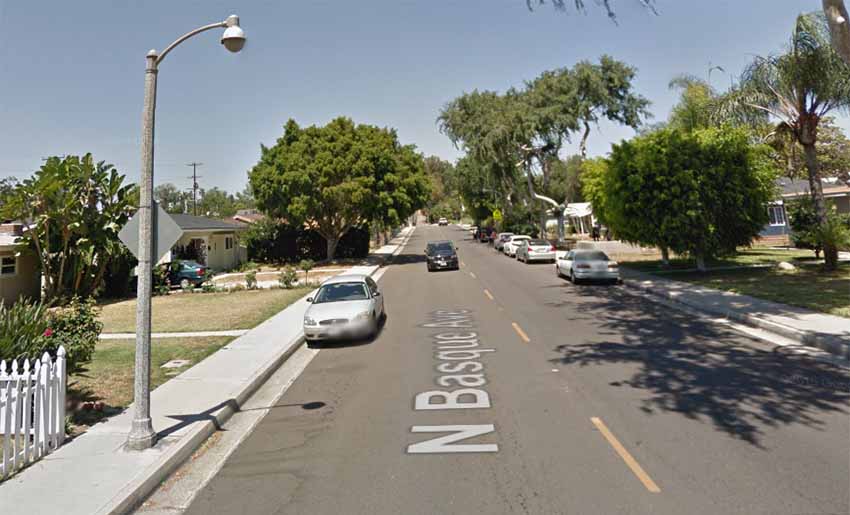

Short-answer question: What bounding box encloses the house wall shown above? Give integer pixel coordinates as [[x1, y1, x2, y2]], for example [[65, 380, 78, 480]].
[[169, 231, 243, 271], [0, 251, 41, 305], [206, 233, 241, 270]]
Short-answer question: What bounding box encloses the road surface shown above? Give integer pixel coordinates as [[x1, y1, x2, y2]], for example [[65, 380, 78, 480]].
[[186, 224, 849, 515]]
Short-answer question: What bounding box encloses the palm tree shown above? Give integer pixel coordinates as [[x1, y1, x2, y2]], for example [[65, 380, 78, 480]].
[[719, 13, 850, 269]]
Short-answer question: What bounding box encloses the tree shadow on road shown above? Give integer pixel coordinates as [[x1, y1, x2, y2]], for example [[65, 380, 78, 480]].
[[549, 286, 850, 448]]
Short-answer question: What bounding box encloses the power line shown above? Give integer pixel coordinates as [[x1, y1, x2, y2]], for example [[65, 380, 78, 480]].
[[186, 162, 203, 216]]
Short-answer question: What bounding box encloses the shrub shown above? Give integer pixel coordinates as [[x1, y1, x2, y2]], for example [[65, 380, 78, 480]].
[[245, 270, 258, 289], [0, 297, 101, 374], [0, 299, 50, 362], [47, 297, 102, 374], [279, 266, 298, 289], [201, 282, 217, 293], [299, 259, 315, 285]]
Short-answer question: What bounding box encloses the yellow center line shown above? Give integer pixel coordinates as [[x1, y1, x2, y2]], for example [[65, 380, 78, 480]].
[[511, 322, 530, 343], [460, 261, 466, 268], [469, 272, 477, 279], [590, 417, 661, 493], [484, 289, 494, 301]]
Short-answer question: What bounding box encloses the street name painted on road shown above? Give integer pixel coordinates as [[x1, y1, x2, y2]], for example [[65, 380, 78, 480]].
[[407, 310, 499, 454]]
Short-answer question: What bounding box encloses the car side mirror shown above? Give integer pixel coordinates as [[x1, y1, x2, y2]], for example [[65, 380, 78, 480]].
[[306, 297, 313, 303], [373, 291, 381, 297]]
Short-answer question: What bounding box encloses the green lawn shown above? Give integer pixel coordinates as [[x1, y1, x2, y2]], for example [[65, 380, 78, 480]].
[[68, 337, 233, 429], [98, 287, 312, 333], [619, 248, 816, 272], [656, 262, 850, 318]]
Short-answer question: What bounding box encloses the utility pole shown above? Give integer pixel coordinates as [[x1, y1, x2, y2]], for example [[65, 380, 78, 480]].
[[186, 162, 203, 216]]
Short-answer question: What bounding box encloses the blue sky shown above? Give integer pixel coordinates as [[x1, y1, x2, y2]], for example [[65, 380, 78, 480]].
[[0, 1, 839, 194]]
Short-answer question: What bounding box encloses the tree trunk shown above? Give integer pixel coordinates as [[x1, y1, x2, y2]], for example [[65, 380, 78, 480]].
[[695, 253, 707, 272], [824, 0, 850, 66], [579, 121, 591, 159], [660, 246, 670, 267], [326, 236, 339, 262], [539, 211, 547, 239], [802, 141, 839, 268]]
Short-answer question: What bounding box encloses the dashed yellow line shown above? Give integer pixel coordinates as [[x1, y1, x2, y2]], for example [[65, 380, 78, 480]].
[[460, 261, 466, 268], [484, 289, 494, 301], [469, 272, 477, 279], [511, 322, 530, 343], [591, 417, 661, 493]]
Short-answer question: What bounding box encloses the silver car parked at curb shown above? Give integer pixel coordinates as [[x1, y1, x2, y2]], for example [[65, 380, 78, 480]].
[[303, 274, 385, 345], [555, 249, 621, 284]]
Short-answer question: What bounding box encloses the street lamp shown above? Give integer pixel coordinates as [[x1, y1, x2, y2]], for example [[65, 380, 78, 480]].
[[128, 15, 246, 451]]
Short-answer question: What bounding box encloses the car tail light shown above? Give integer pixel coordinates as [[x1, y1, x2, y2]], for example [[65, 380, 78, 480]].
[[198, 268, 205, 276], [576, 263, 591, 269], [550, 245, 556, 251], [608, 263, 618, 269]]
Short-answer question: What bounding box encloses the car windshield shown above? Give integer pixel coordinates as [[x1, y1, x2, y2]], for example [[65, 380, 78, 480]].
[[429, 243, 454, 254], [528, 239, 549, 246], [313, 282, 369, 303], [575, 251, 609, 261]]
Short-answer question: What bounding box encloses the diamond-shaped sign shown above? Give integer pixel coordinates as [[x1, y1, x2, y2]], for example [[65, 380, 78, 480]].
[[119, 201, 183, 263]]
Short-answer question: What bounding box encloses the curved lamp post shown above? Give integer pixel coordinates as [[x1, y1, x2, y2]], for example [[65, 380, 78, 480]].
[[129, 15, 246, 451]]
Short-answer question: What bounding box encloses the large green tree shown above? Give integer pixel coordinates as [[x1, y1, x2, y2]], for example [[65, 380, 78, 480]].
[[249, 117, 430, 259], [440, 57, 650, 237], [584, 128, 777, 271], [1, 155, 136, 300]]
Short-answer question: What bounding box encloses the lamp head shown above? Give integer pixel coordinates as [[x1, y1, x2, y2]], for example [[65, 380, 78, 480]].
[[221, 15, 246, 53]]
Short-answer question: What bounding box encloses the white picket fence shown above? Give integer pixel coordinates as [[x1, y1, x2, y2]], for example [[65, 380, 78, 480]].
[[0, 346, 67, 480]]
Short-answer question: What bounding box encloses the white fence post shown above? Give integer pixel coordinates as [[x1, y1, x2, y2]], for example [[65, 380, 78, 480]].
[[0, 346, 68, 481]]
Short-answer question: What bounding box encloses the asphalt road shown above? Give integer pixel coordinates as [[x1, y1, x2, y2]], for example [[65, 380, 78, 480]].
[[186, 225, 850, 515]]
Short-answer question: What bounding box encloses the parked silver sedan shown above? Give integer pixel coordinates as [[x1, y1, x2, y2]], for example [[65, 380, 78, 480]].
[[555, 249, 620, 284], [515, 238, 556, 263], [303, 274, 385, 344]]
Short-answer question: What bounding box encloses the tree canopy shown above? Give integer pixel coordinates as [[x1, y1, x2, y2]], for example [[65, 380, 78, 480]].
[[439, 56, 650, 234], [0, 154, 137, 300], [249, 117, 430, 259], [583, 127, 778, 270]]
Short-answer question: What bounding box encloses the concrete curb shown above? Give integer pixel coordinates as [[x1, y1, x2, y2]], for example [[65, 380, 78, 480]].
[[105, 229, 414, 514], [622, 278, 850, 360]]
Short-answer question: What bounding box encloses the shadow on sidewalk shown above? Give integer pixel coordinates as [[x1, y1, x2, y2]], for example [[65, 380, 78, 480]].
[[548, 285, 850, 448]]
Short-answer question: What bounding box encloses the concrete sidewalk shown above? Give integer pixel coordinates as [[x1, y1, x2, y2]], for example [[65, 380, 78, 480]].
[[621, 268, 850, 359], [0, 226, 416, 515]]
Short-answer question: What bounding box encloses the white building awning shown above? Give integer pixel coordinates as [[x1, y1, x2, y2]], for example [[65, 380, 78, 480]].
[[564, 202, 592, 218]]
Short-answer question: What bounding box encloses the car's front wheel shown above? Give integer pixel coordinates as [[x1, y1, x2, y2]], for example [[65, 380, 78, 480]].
[[180, 278, 191, 289]]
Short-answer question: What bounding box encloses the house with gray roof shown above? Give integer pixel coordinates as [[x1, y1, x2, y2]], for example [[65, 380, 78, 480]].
[[163, 214, 248, 271]]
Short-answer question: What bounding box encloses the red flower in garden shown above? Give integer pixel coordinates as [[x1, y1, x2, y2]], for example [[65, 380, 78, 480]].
[[43, 328, 53, 337]]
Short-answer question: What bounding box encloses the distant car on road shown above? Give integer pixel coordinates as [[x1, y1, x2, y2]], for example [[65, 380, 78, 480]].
[[438, 217, 448, 226], [516, 238, 556, 263], [555, 249, 620, 284], [478, 228, 494, 243], [494, 232, 514, 251], [503, 235, 531, 257], [425, 240, 459, 271], [165, 260, 207, 289], [303, 274, 385, 345]]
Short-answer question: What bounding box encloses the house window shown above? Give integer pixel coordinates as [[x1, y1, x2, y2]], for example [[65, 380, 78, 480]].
[[768, 205, 786, 226], [0, 256, 16, 276], [225, 236, 233, 250]]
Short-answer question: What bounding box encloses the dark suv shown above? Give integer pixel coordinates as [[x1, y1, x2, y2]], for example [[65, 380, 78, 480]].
[[425, 240, 459, 271]]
